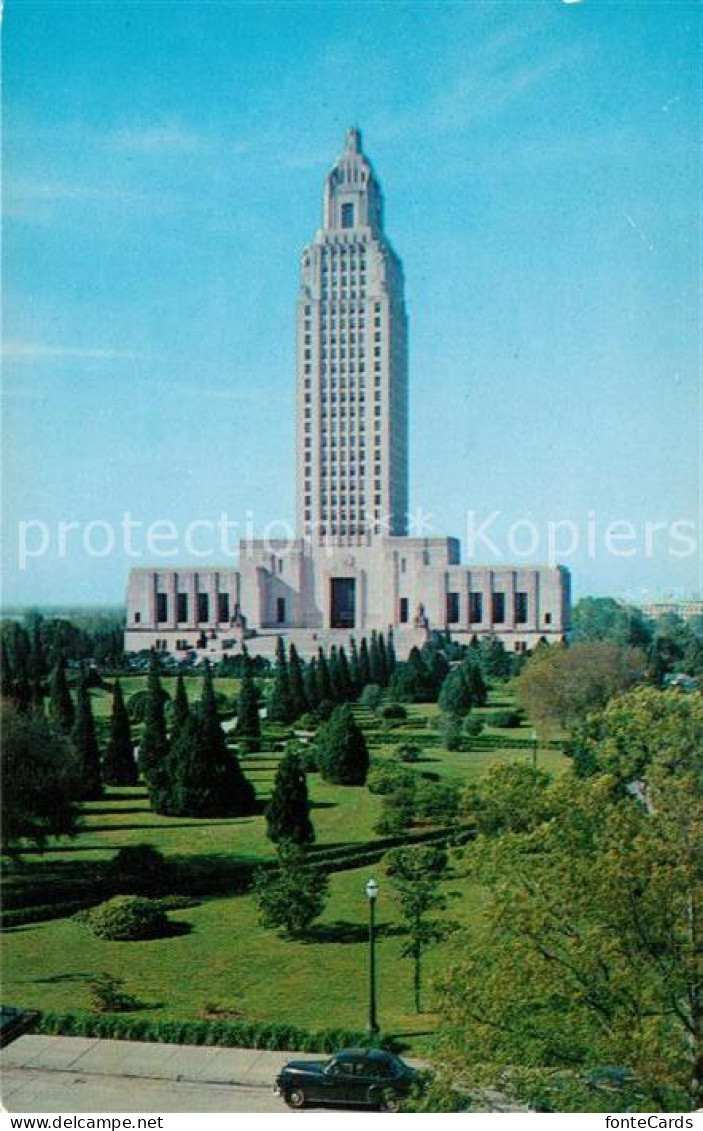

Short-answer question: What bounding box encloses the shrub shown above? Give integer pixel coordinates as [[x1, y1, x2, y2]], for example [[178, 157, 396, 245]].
[[76, 896, 170, 941], [299, 746, 320, 773], [88, 972, 140, 1013], [315, 699, 337, 721], [442, 716, 464, 752], [375, 784, 417, 835], [367, 761, 416, 796], [393, 741, 422, 763], [107, 845, 170, 895], [153, 894, 200, 911], [485, 709, 523, 728], [295, 712, 319, 732], [415, 779, 461, 824], [378, 702, 407, 721], [359, 684, 383, 710]]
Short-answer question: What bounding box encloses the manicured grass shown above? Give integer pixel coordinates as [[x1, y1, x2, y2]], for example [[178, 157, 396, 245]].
[[1, 865, 487, 1048], [2, 679, 566, 1047]]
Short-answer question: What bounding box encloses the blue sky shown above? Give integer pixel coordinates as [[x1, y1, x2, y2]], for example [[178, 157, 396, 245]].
[[3, 0, 700, 607]]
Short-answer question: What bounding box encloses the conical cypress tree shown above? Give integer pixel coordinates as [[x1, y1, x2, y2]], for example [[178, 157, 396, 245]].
[[265, 749, 314, 845], [171, 674, 190, 741], [161, 663, 255, 817], [1, 637, 14, 700], [104, 679, 137, 785], [329, 646, 344, 703], [358, 638, 372, 689], [49, 658, 75, 733], [268, 637, 294, 723], [370, 631, 385, 686], [318, 704, 369, 786], [237, 656, 262, 749], [304, 658, 320, 710], [387, 630, 397, 675], [288, 643, 309, 720], [378, 633, 389, 688], [317, 647, 333, 703], [138, 653, 168, 787], [72, 677, 102, 800], [349, 637, 361, 695], [338, 647, 354, 702]]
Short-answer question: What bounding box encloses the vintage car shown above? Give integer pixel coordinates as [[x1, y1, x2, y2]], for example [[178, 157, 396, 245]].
[[274, 1047, 422, 1111]]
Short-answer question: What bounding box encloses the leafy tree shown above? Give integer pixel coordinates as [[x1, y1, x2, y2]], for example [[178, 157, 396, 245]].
[[572, 596, 653, 651], [265, 749, 314, 845], [254, 842, 328, 938], [376, 783, 416, 835], [71, 676, 102, 800], [138, 653, 169, 787], [367, 759, 416, 795], [48, 657, 75, 734], [432, 695, 703, 1112], [288, 643, 309, 720], [465, 761, 554, 836], [317, 704, 369, 785], [516, 640, 646, 732], [267, 637, 294, 723], [103, 679, 137, 786], [1, 701, 81, 853], [236, 656, 261, 750], [415, 779, 461, 824], [171, 674, 190, 740], [385, 845, 453, 1012]]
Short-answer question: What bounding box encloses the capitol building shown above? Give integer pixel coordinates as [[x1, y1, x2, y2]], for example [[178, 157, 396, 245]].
[[125, 129, 570, 660]]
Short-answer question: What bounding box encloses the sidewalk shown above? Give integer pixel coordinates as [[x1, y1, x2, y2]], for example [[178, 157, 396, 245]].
[[2, 1035, 301, 1089]]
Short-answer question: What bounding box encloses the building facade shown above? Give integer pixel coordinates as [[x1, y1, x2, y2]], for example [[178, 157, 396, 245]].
[[125, 129, 571, 660]]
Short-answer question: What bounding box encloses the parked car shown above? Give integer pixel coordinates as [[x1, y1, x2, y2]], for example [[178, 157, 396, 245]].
[[274, 1047, 421, 1111]]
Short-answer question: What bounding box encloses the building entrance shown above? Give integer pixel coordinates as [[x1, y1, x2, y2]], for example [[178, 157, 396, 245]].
[[330, 578, 356, 629]]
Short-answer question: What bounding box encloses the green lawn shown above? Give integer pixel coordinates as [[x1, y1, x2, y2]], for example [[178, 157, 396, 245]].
[[2, 680, 566, 1047]]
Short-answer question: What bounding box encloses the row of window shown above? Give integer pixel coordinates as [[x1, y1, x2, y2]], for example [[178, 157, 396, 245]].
[[150, 591, 232, 625]]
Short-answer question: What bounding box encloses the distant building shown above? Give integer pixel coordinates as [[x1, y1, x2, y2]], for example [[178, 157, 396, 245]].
[[125, 129, 570, 660], [639, 599, 703, 623]]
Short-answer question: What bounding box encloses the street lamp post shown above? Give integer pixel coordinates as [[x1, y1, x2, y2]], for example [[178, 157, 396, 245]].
[[365, 878, 379, 1037]]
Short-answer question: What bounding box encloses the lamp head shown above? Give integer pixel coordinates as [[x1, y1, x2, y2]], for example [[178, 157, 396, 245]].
[[365, 878, 379, 901]]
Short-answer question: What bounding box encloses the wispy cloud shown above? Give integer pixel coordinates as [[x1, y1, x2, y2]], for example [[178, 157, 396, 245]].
[[3, 341, 142, 363], [107, 121, 208, 154]]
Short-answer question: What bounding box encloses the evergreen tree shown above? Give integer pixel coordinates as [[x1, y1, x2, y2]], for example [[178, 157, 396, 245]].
[[265, 749, 314, 845], [28, 614, 48, 682], [171, 674, 190, 740], [254, 842, 328, 939], [288, 643, 309, 719], [387, 630, 397, 676], [138, 653, 168, 787], [378, 632, 390, 687], [463, 656, 488, 707], [103, 679, 137, 786], [316, 647, 334, 702], [304, 657, 320, 710], [358, 637, 372, 689], [49, 657, 75, 733], [370, 631, 385, 686], [328, 646, 344, 702], [318, 704, 369, 786], [71, 676, 103, 800], [267, 637, 294, 723], [159, 663, 256, 817], [1, 638, 14, 700], [349, 637, 361, 694], [338, 646, 354, 701], [237, 656, 262, 749]]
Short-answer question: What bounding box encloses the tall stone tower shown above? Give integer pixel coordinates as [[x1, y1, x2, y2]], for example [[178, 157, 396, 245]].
[[296, 127, 409, 545]]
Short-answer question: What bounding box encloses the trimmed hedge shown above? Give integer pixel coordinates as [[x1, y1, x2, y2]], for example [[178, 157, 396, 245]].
[[1, 899, 98, 930], [36, 1010, 400, 1053]]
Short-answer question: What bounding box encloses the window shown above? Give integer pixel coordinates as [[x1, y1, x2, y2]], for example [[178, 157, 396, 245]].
[[545, 612, 552, 625], [177, 593, 188, 623], [197, 592, 210, 623], [492, 592, 506, 624], [446, 592, 460, 624], [469, 592, 483, 623], [399, 597, 409, 624], [134, 612, 141, 624], [515, 591, 528, 624], [276, 597, 286, 624], [218, 592, 230, 623], [156, 593, 168, 623], [341, 203, 354, 228]]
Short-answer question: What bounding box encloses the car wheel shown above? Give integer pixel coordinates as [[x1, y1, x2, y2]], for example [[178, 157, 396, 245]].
[[285, 1087, 306, 1109], [375, 1089, 401, 1113]]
